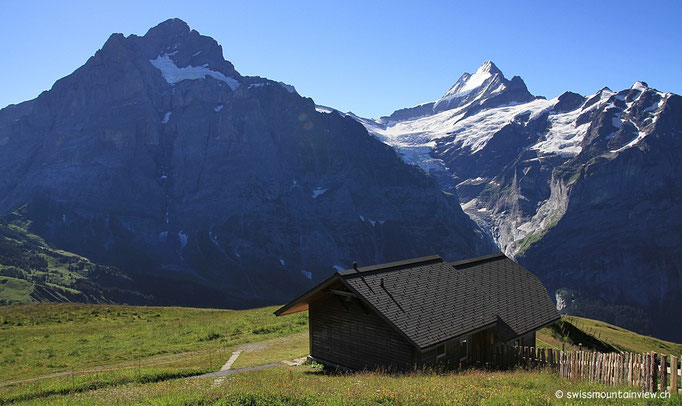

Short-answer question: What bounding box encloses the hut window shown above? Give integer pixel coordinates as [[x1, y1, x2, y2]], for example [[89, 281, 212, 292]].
[[436, 344, 446, 359], [459, 338, 468, 361]]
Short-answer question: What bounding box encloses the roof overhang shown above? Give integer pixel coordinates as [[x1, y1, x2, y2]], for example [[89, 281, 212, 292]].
[[505, 316, 562, 343], [273, 274, 341, 316]]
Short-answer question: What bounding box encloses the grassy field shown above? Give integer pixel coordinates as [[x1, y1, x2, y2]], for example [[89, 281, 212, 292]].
[[10, 364, 682, 405], [537, 315, 682, 355], [1, 303, 681, 405], [0, 303, 307, 404]]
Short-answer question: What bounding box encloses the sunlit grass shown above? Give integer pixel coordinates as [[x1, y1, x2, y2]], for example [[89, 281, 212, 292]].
[[3, 304, 681, 405], [0, 303, 306, 383], [231, 331, 309, 369], [17, 365, 680, 405], [537, 315, 682, 355]]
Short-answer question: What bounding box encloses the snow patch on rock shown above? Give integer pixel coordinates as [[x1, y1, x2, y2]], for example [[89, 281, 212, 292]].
[[178, 231, 188, 250], [312, 187, 328, 199], [150, 54, 239, 90]]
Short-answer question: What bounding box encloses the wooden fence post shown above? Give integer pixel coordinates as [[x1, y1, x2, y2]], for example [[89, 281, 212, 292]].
[[519, 346, 524, 368], [639, 353, 645, 390], [560, 351, 564, 378], [652, 352, 658, 392], [670, 355, 678, 394], [615, 353, 620, 385], [643, 353, 651, 392], [639, 354, 647, 390], [639, 353, 644, 389], [526, 346, 531, 369], [566, 352, 575, 379], [659, 354, 666, 392], [647, 353, 651, 392], [639, 353, 644, 390], [614, 353, 618, 385], [575, 351, 579, 379]]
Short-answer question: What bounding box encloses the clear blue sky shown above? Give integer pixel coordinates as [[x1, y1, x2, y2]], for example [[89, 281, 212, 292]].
[[1, 0, 680, 118]]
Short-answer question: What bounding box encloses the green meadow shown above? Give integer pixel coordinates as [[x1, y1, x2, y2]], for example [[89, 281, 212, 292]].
[[1, 303, 680, 405]]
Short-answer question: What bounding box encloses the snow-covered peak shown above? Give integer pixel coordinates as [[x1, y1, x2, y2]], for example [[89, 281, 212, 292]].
[[442, 61, 501, 99], [150, 54, 239, 90], [631, 81, 649, 92], [477, 60, 502, 75], [432, 61, 508, 113]]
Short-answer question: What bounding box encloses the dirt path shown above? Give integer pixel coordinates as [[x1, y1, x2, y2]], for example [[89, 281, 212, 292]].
[[196, 355, 308, 382], [210, 350, 242, 386], [198, 362, 285, 380]]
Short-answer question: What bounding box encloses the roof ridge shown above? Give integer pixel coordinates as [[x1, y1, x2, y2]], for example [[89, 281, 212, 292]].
[[337, 255, 443, 276], [449, 252, 506, 268]]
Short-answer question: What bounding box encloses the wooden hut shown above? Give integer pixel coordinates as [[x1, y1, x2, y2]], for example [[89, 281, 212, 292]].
[[275, 253, 560, 370]]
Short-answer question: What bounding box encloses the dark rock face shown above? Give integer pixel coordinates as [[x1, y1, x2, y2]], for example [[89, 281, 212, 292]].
[[0, 19, 493, 307], [356, 67, 682, 341], [520, 93, 682, 340]]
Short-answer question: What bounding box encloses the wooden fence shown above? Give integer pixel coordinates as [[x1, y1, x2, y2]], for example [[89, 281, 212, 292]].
[[483, 346, 681, 395]]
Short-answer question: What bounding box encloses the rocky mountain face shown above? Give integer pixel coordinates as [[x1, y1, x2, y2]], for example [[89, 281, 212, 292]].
[[356, 64, 682, 341], [0, 19, 493, 307]]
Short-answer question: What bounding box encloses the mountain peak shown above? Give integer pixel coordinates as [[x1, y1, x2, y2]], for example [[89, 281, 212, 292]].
[[144, 18, 191, 38], [478, 60, 502, 76], [432, 61, 509, 113], [632, 81, 649, 91], [440, 62, 503, 100]]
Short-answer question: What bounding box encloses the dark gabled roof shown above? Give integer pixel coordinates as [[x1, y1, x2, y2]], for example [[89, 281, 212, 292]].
[[275, 253, 560, 350], [273, 255, 441, 317]]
